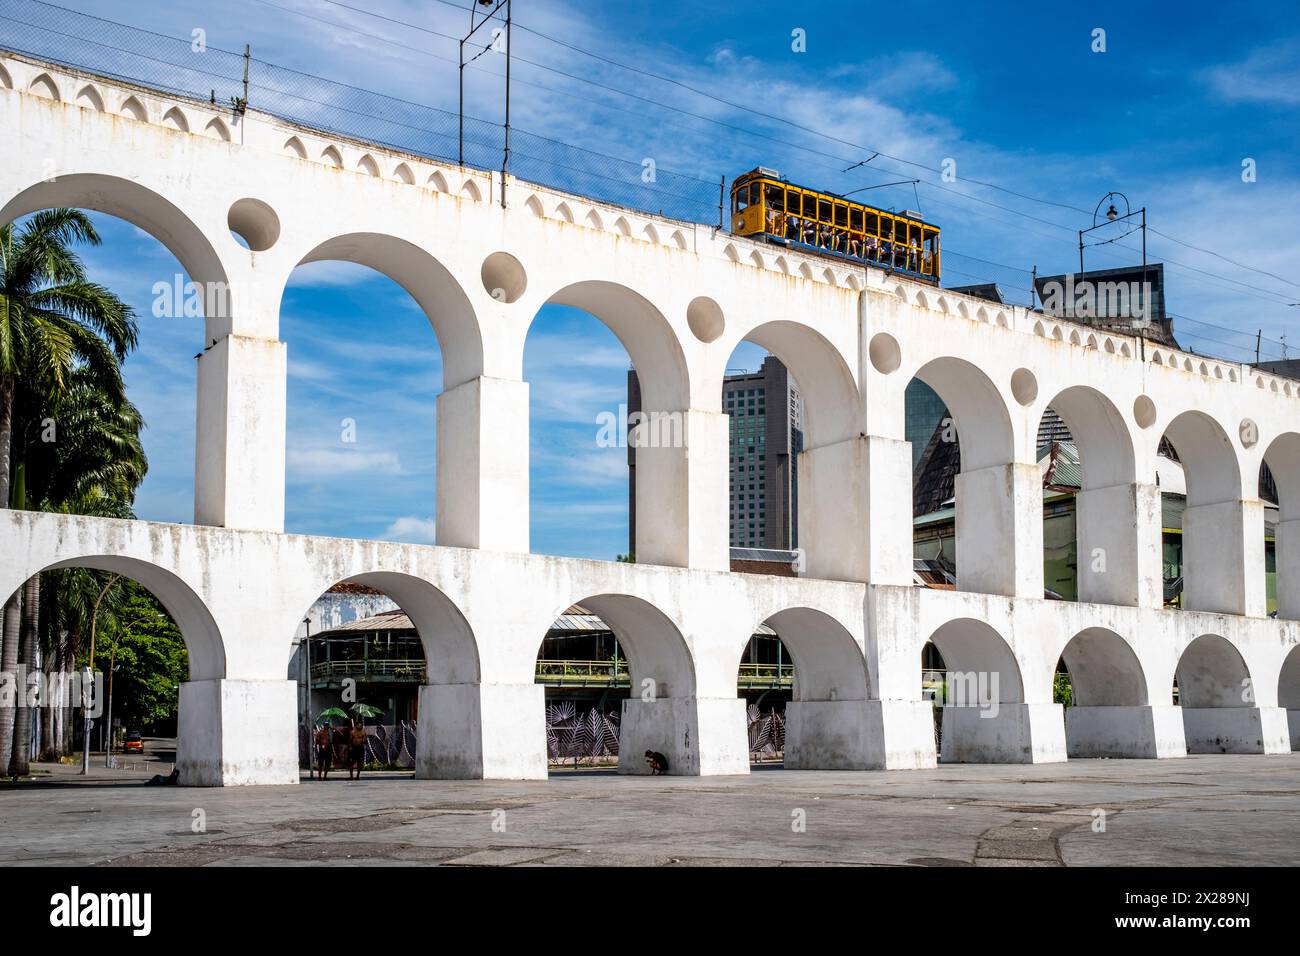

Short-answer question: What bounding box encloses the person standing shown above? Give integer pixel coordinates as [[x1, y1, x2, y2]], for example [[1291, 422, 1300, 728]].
[[314, 725, 332, 779], [348, 722, 367, 780]]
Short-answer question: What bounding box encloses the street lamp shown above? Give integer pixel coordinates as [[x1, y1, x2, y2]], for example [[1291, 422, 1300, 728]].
[[302, 616, 313, 778], [81, 574, 120, 775], [1078, 191, 1148, 302]]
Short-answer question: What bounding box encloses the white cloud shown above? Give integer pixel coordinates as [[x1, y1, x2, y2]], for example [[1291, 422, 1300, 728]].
[[1203, 40, 1300, 107], [379, 515, 437, 543], [287, 446, 403, 477]]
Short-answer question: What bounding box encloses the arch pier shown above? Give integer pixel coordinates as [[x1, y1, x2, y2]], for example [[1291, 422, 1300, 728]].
[[1, 53, 1297, 784]]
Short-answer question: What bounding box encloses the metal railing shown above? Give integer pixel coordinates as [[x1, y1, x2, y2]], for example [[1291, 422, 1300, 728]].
[[309, 657, 794, 689]]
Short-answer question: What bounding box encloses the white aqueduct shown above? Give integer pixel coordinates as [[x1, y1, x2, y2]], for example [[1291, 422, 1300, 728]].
[[2, 53, 1299, 785]]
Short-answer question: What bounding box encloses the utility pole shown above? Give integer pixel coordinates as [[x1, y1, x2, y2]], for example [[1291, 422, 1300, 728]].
[[459, 0, 512, 198]]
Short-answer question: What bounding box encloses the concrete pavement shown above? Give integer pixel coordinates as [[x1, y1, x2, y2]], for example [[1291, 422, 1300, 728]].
[[2, 754, 1298, 866]]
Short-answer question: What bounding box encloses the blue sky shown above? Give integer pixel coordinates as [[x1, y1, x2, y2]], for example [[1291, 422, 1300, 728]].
[[29, 0, 1300, 558]]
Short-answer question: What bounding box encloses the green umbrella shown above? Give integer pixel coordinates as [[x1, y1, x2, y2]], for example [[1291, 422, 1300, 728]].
[[316, 707, 349, 723], [349, 703, 383, 719]]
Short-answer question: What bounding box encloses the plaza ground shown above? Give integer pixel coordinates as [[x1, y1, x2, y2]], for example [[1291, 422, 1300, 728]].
[[2, 752, 1298, 867]]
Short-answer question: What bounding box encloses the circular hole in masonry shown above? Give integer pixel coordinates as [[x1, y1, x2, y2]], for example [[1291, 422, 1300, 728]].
[[868, 332, 901, 374], [1010, 367, 1038, 406], [481, 251, 527, 303], [686, 295, 725, 343], [227, 198, 281, 252], [1133, 395, 1157, 429]]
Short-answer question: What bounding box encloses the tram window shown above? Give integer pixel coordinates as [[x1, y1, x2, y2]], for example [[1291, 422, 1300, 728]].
[[880, 218, 894, 240], [766, 185, 784, 210], [834, 204, 848, 226], [850, 208, 863, 231], [734, 187, 749, 213], [865, 213, 878, 236], [818, 199, 832, 222]]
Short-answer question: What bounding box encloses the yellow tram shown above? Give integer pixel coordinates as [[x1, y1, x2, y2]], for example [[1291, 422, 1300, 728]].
[[730, 167, 941, 283]]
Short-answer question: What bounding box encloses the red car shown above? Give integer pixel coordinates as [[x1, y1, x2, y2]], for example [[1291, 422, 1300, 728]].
[[123, 731, 144, 753]]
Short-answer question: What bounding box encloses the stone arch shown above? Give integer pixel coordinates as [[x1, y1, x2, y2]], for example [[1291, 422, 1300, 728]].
[[1044, 385, 1135, 489], [1086, 333, 1098, 349], [1059, 627, 1147, 706], [38, 555, 225, 681], [460, 178, 483, 201], [0, 61, 11, 90], [28, 71, 60, 100], [1069, 329, 1082, 346], [392, 162, 415, 185], [203, 116, 231, 142], [724, 243, 740, 262], [584, 208, 604, 231], [1262, 432, 1300, 522], [912, 356, 1014, 471], [287, 571, 478, 684], [292, 232, 482, 389], [1051, 325, 1063, 342], [535, 279, 690, 412], [1176, 634, 1250, 708], [548, 593, 696, 701], [1263, 432, 1300, 619], [357, 154, 380, 177], [321, 145, 343, 167], [524, 194, 545, 217], [670, 230, 687, 250], [926, 618, 1024, 701], [745, 606, 868, 702], [641, 222, 660, 244], [744, 605, 870, 769], [821, 267, 836, 285], [75, 84, 105, 111], [799, 262, 815, 280], [956, 300, 970, 319], [915, 289, 930, 309], [0, 173, 231, 337], [119, 95, 147, 121], [995, 311, 1009, 328], [428, 169, 450, 192], [162, 106, 190, 132], [283, 135, 307, 159], [774, 255, 790, 274], [738, 320, 860, 448], [748, 249, 765, 269], [1279, 643, 1300, 713], [613, 216, 632, 237], [554, 200, 574, 223], [1162, 410, 1242, 505], [846, 273, 862, 291]]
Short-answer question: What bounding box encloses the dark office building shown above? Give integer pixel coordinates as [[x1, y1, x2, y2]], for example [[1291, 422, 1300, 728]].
[[627, 356, 803, 554]]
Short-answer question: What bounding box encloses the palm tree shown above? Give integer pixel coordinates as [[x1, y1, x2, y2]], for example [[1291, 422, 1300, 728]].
[[1, 208, 137, 505], [0, 209, 138, 776]]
